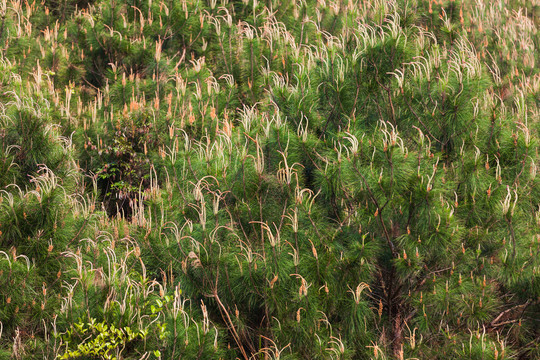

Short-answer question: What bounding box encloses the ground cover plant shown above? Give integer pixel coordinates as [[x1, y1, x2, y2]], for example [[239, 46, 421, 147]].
[[0, 0, 538, 358]]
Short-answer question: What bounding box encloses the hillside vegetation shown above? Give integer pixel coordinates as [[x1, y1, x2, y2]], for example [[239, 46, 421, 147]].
[[0, 0, 539, 359]]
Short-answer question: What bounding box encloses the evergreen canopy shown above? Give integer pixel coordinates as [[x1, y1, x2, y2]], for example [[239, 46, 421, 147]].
[[0, 0, 538, 359]]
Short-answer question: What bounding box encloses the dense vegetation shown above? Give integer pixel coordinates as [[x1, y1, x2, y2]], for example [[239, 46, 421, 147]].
[[0, 0, 538, 358]]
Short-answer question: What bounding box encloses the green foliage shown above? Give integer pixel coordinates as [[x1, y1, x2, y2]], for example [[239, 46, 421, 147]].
[[59, 319, 147, 359], [0, 0, 539, 359]]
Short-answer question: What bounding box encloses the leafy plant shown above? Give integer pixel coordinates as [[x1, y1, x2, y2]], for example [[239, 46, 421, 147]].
[[59, 319, 147, 360]]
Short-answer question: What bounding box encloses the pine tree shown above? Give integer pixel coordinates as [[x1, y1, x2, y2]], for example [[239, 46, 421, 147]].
[[0, 0, 538, 359]]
